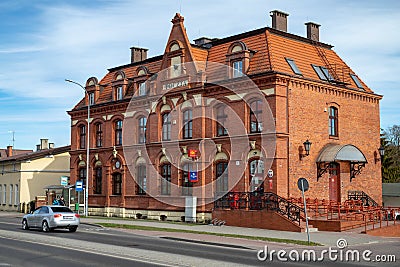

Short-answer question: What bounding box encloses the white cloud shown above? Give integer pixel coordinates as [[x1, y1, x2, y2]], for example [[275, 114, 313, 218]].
[[0, 0, 399, 148]]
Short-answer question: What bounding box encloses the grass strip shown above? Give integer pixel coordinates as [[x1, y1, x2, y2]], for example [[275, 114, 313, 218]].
[[98, 223, 322, 246]]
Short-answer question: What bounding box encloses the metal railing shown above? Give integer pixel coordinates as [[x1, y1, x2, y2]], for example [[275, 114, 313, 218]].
[[348, 191, 379, 207], [214, 191, 304, 225]]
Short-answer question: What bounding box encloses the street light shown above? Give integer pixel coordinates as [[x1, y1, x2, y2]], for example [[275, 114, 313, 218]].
[[65, 79, 90, 217]]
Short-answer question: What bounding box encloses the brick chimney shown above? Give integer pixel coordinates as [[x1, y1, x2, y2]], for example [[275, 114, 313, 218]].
[[305, 22, 320, 41], [130, 47, 148, 63], [40, 139, 49, 150], [6, 146, 12, 157], [270, 10, 289, 32]]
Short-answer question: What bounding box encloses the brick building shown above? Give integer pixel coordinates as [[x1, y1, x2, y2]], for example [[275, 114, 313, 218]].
[[68, 11, 382, 223]]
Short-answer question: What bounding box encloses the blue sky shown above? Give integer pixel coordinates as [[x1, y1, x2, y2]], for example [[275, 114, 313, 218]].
[[0, 0, 399, 149]]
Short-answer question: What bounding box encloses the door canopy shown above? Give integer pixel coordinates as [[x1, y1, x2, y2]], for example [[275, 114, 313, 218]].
[[316, 144, 367, 163], [316, 144, 367, 181]]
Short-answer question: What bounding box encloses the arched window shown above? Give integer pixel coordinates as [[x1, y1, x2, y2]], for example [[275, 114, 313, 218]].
[[94, 167, 102, 194], [170, 43, 180, 52], [95, 123, 103, 147], [216, 162, 228, 196], [329, 106, 338, 137], [115, 120, 123, 146], [216, 105, 228, 136], [181, 163, 193, 196], [79, 125, 86, 149], [249, 159, 264, 192], [250, 100, 263, 133], [138, 117, 147, 144], [162, 113, 171, 141], [137, 165, 146, 195], [112, 173, 122, 195], [161, 164, 171, 195], [183, 109, 192, 139]]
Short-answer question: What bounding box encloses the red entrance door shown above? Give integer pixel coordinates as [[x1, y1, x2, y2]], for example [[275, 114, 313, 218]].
[[329, 163, 340, 203]]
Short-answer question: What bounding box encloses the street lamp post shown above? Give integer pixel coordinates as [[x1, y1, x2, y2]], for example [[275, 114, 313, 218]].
[[65, 79, 90, 217]]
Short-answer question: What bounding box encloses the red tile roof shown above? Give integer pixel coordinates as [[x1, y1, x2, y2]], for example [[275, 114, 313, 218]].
[[71, 18, 374, 111]]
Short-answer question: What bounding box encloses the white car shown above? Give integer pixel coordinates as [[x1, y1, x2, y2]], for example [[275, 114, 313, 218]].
[[22, 205, 80, 232]]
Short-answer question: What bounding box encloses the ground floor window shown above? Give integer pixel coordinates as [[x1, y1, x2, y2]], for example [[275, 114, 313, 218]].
[[216, 162, 228, 196], [161, 164, 171, 195], [112, 173, 122, 195], [249, 158, 264, 192], [94, 167, 102, 194], [181, 164, 193, 196], [137, 165, 146, 195]]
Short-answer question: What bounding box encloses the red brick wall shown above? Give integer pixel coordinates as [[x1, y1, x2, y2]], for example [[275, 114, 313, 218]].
[[213, 209, 302, 232], [287, 78, 382, 204]]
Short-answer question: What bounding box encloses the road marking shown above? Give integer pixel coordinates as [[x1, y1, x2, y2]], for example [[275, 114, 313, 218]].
[[0, 235, 181, 267]]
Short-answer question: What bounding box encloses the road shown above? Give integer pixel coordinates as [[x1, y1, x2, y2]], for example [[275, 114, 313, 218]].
[[0, 215, 398, 266]]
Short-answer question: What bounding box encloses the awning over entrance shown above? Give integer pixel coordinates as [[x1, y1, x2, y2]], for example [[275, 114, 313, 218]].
[[316, 144, 367, 163], [316, 144, 367, 181]]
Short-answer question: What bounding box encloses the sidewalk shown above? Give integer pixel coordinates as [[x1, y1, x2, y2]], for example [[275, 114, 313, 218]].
[[80, 216, 400, 248]]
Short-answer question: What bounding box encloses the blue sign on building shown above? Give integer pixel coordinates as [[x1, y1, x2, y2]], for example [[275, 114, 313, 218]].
[[189, 171, 198, 182], [76, 181, 83, 192]]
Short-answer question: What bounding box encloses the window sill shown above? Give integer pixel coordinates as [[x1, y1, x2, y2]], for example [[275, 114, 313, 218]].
[[329, 136, 339, 140]]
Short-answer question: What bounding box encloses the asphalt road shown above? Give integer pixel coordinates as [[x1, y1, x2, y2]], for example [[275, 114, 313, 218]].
[[0, 215, 398, 266]]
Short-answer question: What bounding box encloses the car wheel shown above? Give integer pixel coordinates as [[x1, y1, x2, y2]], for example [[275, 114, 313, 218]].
[[42, 221, 50, 232], [69, 226, 78, 232], [22, 219, 29, 230]]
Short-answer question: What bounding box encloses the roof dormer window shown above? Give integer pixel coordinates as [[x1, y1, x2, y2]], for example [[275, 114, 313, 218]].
[[350, 74, 364, 90], [286, 58, 302, 75], [88, 92, 95, 105], [227, 41, 249, 79], [116, 86, 123, 100]]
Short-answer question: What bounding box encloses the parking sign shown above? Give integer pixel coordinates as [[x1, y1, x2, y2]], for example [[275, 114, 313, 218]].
[[189, 171, 198, 182], [76, 181, 83, 192]]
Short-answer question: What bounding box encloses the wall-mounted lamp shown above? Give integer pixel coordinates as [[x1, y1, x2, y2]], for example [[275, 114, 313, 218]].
[[375, 145, 385, 163], [300, 139, 312, 159]]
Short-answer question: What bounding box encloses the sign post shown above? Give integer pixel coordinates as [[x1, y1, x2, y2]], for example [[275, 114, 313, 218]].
[[76, 181, 83, 215], [297, 177, 310, 244]]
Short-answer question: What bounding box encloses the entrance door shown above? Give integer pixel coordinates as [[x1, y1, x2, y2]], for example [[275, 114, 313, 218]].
[[329, 163, 340, 203]]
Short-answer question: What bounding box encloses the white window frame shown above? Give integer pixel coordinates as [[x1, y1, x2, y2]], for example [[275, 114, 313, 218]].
[[15, 184, 19, 206], [232, 60, 243, 78], [3, 185, 6, 204], [89, 92, 95, 105], [9, 184, 13, 205], [116, 86, 123, 100], [138, 82, 146, 96]]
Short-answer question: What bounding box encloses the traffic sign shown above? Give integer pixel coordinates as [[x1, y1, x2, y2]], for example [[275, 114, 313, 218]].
[[76, 181, 83, 192], [60, 176, 68, 186], [267, 169, 273, 178], [297, 178, 309, 192], [189, 171, 198, 182]]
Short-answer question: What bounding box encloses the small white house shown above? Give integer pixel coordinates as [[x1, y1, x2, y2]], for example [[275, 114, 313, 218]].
[[0, 139, 70, 212]]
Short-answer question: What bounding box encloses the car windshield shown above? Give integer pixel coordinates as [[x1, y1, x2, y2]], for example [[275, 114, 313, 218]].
[[51, 207, 73, 213]]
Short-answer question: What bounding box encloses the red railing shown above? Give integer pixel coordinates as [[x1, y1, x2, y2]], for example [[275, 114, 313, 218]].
[[287, 197, 400, 232]]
